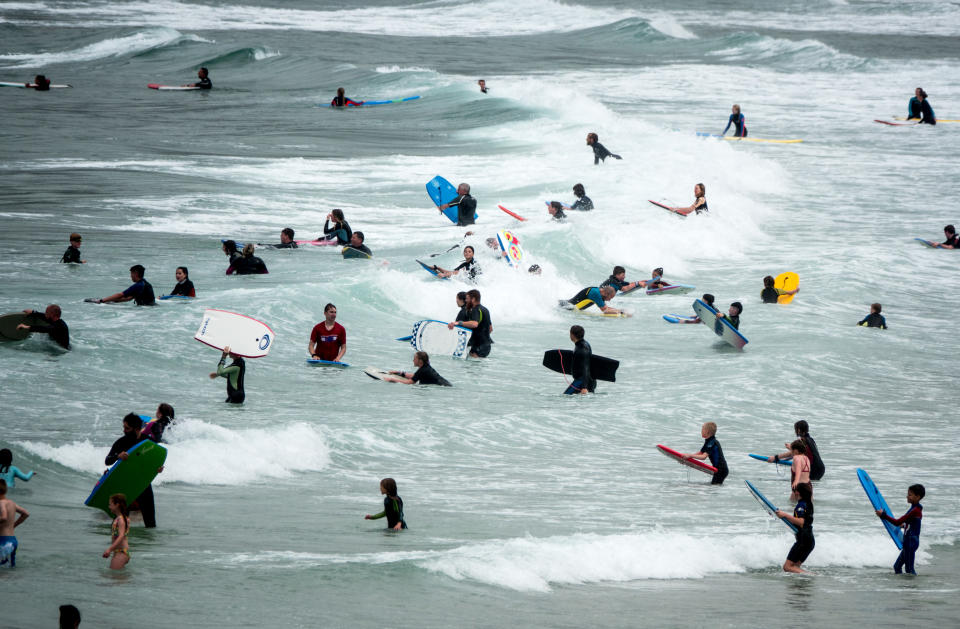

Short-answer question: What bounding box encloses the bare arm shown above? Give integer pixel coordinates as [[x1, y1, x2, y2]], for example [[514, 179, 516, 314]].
[[335, 343, 346, 362], [388, 371, 415, 384], [14, 504, 29, 527], [775, 510, 804, 527]]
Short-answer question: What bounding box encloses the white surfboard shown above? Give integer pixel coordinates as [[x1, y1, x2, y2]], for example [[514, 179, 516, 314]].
[[194, 309, 274, 358], [496, 229, 525, 269], [691, 299, 748, 349], [407, 319, 470, 359], [364, 367, 406, 383]]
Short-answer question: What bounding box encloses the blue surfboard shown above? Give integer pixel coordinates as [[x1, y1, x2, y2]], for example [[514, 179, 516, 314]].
[[749, 453, 792, 466], [744, 479, 798, 533], [416, 259, 448, 279], [319, 95, 420, 108], [692, 299, 748, 349], [857, 468, 904, 549], [306, 359, 349, 367], [159, 295, 194, 301], [663, 314, 697, 324], [914, 238, 939, 248], [426, 175, 477, 224]]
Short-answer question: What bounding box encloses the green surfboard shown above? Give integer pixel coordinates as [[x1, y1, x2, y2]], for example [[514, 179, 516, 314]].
[[84, 440, 167, 515]]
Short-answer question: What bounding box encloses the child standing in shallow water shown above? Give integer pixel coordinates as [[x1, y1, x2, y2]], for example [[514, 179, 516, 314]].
[[0, 479, 29, 567], [364, 478, 407, 531], [103, 494, 130, 569]]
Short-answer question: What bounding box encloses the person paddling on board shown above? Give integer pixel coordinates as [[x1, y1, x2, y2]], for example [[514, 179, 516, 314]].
[[664, 183, 709, 216], [388, 351, 452, 386], [434, 246, 480, 281], [478, 79, 489, 93], [17, 304, 69, 349], [168, 266, 196, 297], [32, 74, 51, 91], [929, 224, 959, 248], [104, 414, 161, 527], [567, 285, 624, 316], [586, 132, 621, 164], [309, 303, 346, 363], [273, 228, 298, 249], [682, 293, 715, 324], [600, 266, 642, 294], [320, 209, 352, 244], [346, 231, 372, 257], [761, 275, 798, 303], [723, 104, 747, 137], [189, 67, 211, 89], [438, 183, 477, 227], [564, 325, 596, 395], [331, 87, 362, 107], [91, 265, 156, 305], [61, 232, 85, 263], [646, 267, 669, 290], [908, 87, 936, 125], [210, 346, 245, 404]]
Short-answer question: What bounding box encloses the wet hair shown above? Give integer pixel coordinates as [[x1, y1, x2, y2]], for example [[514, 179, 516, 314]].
[[129, 264, 145, 278], [946, 225, 956, 235], [380, 477, 398, 497], [550, 201, 563, 211], [732, 104, 741, 113], [613, 265, 625, 276], [69, 232, 82, 242], [600, 285, 615, 297], [176, 266, 189, 279], [702, 293, 715, 306], [909, 484, 925, 499], [242, 243, 255, 257], [415, 351, 430, 366], [463, 246, 475, 255], [573, 183, 585, 197], [199, 67, 208, 76], [337, 87, 345, 96], [331, 209, 345, 222], [703, 421, 717, 436], [123, 413, 143, 431], [696, 183, 706, 197], [353, 231, 365, 243], [730, 301, 743, 315], [0, 479, 6, 495], [789, 439, 806, 455], [0, 448, 11, 473], [109, 493, 130, 519], [223, 240, 238, 254], [587, 132, 599, 143], [282, 227, 295, 240], [570, 325, 585, 340], [653, 267, 664, 277], [467, 289, 481, 302], [794, 420, 809, 436], [324, 303, 336, 313], [47, 304, 62, 318], [871, 303, 882, 313], [59, 604, 81, 628], [916, 88, 927, 99], [795, 482, 813, 503], [528, 264, 541, 274], [764, 275, 775, 287], [157, 403, 175, 421], [456, 291, 467, 301]]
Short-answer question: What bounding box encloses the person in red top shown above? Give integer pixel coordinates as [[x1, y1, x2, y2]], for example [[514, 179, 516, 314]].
[[309, 303, 346, 362]]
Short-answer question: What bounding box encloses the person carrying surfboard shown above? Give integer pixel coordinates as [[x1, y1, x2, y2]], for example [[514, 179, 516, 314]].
[[60, 233, 85, 264], [387, 351, 451, 386], [723, 104, 747, 137], [680, 422, 729, 485], [586, 133, 621, 164], [330, 87, 362, 107], [564, 325, 595, 395], [908, 88, 935, 125], [210, 346, 246, 404], [663, 184, 708, 216], [189, 67, 211, 90], [774, 482, 815, 573], [438, 183, 476, 227], [876, 484, 925, 575], [761, 275, 799, 303]]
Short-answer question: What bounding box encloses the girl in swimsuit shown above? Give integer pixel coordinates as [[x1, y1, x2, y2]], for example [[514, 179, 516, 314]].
[[788, 440, 811, 502], [104, 494, 130, 569]]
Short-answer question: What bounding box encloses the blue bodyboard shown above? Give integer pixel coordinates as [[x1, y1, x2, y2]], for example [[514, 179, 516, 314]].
[[417, 259, 448, 279], [159, 295, 193, 301], [857, 468, 904, 550], [663, 314, 697, 324], [306, 359, 349, 367], [319, 95, 420, 108], [426, 175, 477, 224], [749, 453, 792, 466], [744, 479, 799, 533], [692, 299, 748, 349]]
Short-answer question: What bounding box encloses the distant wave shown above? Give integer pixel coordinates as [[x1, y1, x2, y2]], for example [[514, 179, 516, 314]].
[[0, 27, 211, 69], [707, 32, 873, 72], [197, 46, 282, 67]]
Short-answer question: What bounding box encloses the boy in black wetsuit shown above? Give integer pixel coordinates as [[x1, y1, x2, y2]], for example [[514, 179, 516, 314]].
[[877, 484, 924, 574], [761, 276, 798, 303], [684, 422, 729, 484], [716, 302, 742, 329], [364, 478, 407, 530], [564, 325, 595, 395], [858, 303, 886, 329], [586, 132, 621, 164], [389, 351, 451, 386], [61, 233, 85, 264]]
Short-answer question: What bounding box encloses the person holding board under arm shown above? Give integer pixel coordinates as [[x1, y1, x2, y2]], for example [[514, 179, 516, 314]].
[[388, 351, 451, 386], [565, 325, 595, 395], [775, 482, 815, 574], [438, 183, 477, 227], [309, 303, 346, 362], [210, 346, 245, 404]]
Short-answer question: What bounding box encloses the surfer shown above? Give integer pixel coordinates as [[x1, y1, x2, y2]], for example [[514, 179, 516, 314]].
[[347, 231, 372, 257], [229, 244, 269, 275], [104, 414, 160, 527], [586, 132, 621, 164], [857, 303, 886, 329], [388, 351, 452, 386], [930, 224, 959, 249], [715, 302, 742, 330], [547, 201, 567, 221], [210, 346, 246, 404], [330, 87, 362, 107], [0, 450, 34, 489], [774, 482, 815, 574], [321, 210, 352, 244], [364, 478, 406, 530], [908, 88, 936, 125], [646, 267, 668, 290], [93, 265, 156, 305], [723, 104, 747, 137], [681, 422, 729, 485], [449, 289, 492, 357], [600, 266, 642, 294], [309, 303, 347, 362], [435, 246, 480, 281], [876, 484, 925, 575], [478, 79, 489, 93], [664, 184, 709, 216], [528, 264, 542, 275], [32, 74, 51, 90], [769, 420, 825, 481], [565, 325, 596, 395], [189, 67, 211, 89], [569, 183, 593, 211], [761, 275, 798, 303], [169, 267, 196, 297], [103, 494, 130, 570], [16, 305, 69, 349], [438, 183, 477, 227], [274, 228, 298, 249], [567, 285, 624, 316], [60, 233, 85, 264], [0, 479, 29, 568], [140, 403, 175, 443], [222, 239, 241, 270]]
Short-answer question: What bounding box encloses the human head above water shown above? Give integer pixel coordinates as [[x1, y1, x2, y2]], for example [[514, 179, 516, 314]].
[[570, 324, 585, 341], [573, 183, 586, 198], [764, 275, 775, 287], [730, 301, 743, 315], [380, 477, 398, 496], [586, 132, 598, 144], [281, 227, 295, 243], [129, 264, 145, 280], [701, 421, 717, 438], [871, 303, 882, 314], [123, 413, 143, 433], [414, 351, 429, 367]]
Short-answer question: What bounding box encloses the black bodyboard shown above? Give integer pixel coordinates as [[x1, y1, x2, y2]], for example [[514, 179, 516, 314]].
[[542, 349, 619, 382]]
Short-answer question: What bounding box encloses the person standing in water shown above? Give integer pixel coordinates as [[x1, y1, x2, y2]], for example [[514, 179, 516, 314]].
[[565, 325, 596, 395], [104, 414, 160, 527], [168, 267, 196, 297], [0, 479, 29, 567], [330, 87, 362, 107], [723, 104, 747, 137], [775, 482, 815, 574], [908, 88, 936, 125], [438, 183, 477, 227], [364, 478, 407, 530], [210, 346, 245, 404], [309, 303, 347, 363], [102, 494, 130, 570], [190, 67, 212, 89], [586, 132, 621, 164], [61, 233, 85, 264]]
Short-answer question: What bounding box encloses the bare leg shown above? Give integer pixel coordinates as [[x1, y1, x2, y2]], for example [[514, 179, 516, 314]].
[[783, 560, 807, 574]]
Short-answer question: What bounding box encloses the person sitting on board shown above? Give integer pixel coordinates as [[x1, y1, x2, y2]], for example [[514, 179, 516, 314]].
[[876, 483, 925, 575], [321, 209, 352, 244], [567, 285, 624, 316], [908, 88, 935, 125], [435, 246, 480, 281], [929, 224, 959, 249], [547, 201, 567, 221], [388, 351, 452, 386], [680, 422, 729, 485], [665, 183, 709, 216], [16, 304, 69, 349], [347, 231, 372, 257], [768, 420, 825, 481], [32, 74, 51, 91], [600, 266, 643, 294], [723, 104, 747, 137], [140, 403, 176, 444], [478, 79, 489, 94], [774, 482, 815, 574], [564, 325, 596, 395], [274, 228, 298, 249], [0, 479, 29, 568], [715, 301, 742, 330], [448, 289, 493, 358], [857, 303, 886, 329], [330, 87, 362, 107], [438, 183, 477, 227], [104, 413, 161, 527], [761, 275, 798, 303], [93, 264, 156, 305], [229, 243, 269, 275], [586, 132, 621, 164], [189, 67, 212, 90], [567, 183, 594, 211], [60, 232, 85, 264], [168, 266, 196, 298], [0, 448, 35, 489], [364, 477, 406, 530], [682, 293, 715, 324], [210, 345, 245, 404], [309, 303, 347, 363]]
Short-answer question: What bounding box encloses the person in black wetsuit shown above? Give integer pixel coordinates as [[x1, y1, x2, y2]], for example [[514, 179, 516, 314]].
[[104, 414, 160, 528], [449, 289, 492, 357], [564, 325, 596, 395], [908, 88, 935, 125], [222, 239, 241, 272], [389, 351, 452, 386], [346, 231, 372, 257], [273, 228, 298, 249], [586, 132, 621, 164], [210, 346, 245, 403], [94, 265, 156, 305], [770, 420, 825, 481], [61, 233, 85, 264], [723, 104, 747, 137], [438, 183, 477, 227], [229, 244, 269, 275], [761, 275, 798, 303], [435, 246, 480, 281], [321, 209, 352, 244], [683, 421, 729, 485], [569, 183, 593, 211], [929, 224, 959, 249], [600, 266, 642, 294], [190, 67, 212, 90], [17, 304, 69, 349], [857, 303, 886, 329], [547, 201, 567, 221], [478, 79, 489, 93], [330, 87, 362, 107], [33, 74, 51, 91], [454, 291, 469, 322], [364, 477, 406, 530], [775, 482, 815, 573], [716, 301, 742, 330], [169, 266, 196, 297]]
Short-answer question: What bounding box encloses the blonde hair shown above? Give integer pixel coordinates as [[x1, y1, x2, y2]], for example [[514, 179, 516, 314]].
[[242, 243, 255, 257], [703, 421, 717, 436]]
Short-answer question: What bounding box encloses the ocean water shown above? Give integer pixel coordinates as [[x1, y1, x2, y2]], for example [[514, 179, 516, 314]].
[[1, 1, 959, 626]]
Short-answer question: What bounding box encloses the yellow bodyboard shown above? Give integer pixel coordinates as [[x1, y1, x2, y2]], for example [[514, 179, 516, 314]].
[[775, 272, 799, 304]]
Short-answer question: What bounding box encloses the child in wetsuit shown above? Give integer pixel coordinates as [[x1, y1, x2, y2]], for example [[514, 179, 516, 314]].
[[858, 303, 886, 329], [0, 449, 35, 489], [877, 484, 924, 575], [775, 482, 814, 573], [103, 494, 130, 570], [761, 275, 798, 303], [364, 478, 407, 530], [685, 422, 729, 484], [586, 133, 621, 164], [716, 302, 743, 330], [140, 403, 175, 443]]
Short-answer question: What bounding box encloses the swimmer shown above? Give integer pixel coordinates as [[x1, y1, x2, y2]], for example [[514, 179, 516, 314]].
[[0, 479, 29, 568], [331, 87, 362, 107], [929, 224, 958, 249], [169, 266, 196, 297], [222, 239, 241, 268], [321, 210, 352, 244], [716, 301, 743, 330], [723, 104, 747, 137], [388, 351, 452, 386], [92, 265, 156, 305], [190, 67, 212, 89], [478, 79, 489, 93], [646, 267, 668, 289], [103, 494, 130, 569], [761, 275, 798, 303], [347, 231, 372, 257], [309, 303, 347, 362], [682, 293, 715, 324], [908, 88, 936, 125], [0, 449, 35, 489], [274, 228, 298, 249], [569, 183, 594, 211], [586, 132, 621, 164], [210, 346, 245, 404], [664, 183, 709, 216], [857, 303, 886, 329], [435, 246, 480, 281], [32, 74, 51, 91], [17, 304, 69, 349], [60, 232, 85, 264], [228, 243, 269, 275], [438, 183, 477, 227], [548, 201, 567, 221], [567, 285, 624, 316], [364, 478, 406, 530], [139, 403, 175, 443]]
